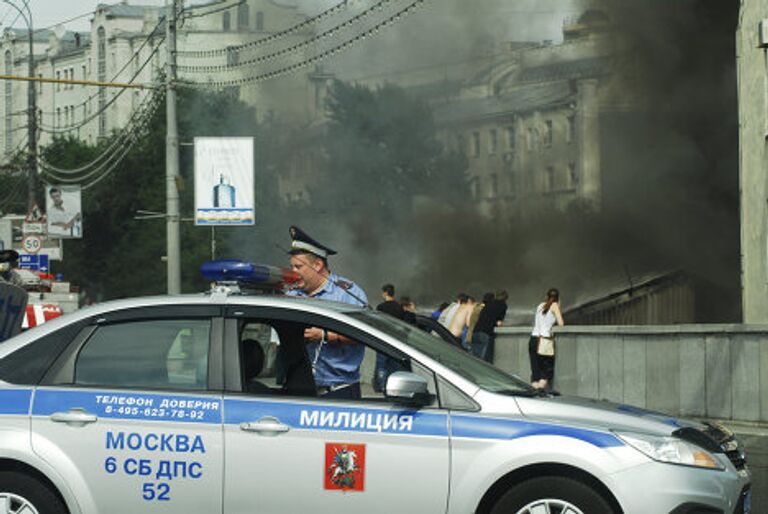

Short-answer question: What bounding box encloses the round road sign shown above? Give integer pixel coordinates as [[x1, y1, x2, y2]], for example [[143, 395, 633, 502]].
[[22, 235, 43, 254]]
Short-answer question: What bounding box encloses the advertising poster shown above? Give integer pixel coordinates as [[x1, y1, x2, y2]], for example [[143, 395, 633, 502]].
[[194, 137, 255, 226], [45, 185, 83, 239]]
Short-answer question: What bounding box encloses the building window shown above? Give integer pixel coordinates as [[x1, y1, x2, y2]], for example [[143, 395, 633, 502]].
[[472, 131, 481, 157], [490, 173, 498, 197], [506, 126, 515, 150], [543, 120, 553, 147], [545, 166, 555, 192], [567, 115, 576, 144], [56, 107, 61, 128], [237, 3, 250, 30], [223, 11, 231, 31], [255, 11, 265, 31], [471, 177, 481, 199], [226, 46, 239, 66], [489, 129, 498, 154], [568, 162, 578, 188], [81, 64, 86, 84], [37, 73, 42, 94], [56, 71, 61, 91], [527, 127, 535, 151]]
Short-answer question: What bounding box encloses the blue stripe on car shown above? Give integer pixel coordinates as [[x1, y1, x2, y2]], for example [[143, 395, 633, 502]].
[[451, 415, 624, 448], [0, 389, 31, 415], [7, 388, 622, 447]]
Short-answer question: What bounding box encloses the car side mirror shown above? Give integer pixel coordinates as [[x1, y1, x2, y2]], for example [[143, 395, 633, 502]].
[[385, 371, 434, 407]]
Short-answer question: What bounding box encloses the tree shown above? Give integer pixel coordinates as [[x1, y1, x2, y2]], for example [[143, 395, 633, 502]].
[[318, 80, 468, 222]]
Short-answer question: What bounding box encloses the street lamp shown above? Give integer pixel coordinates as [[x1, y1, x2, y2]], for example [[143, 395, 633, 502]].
[[2, 0, 36, 212]]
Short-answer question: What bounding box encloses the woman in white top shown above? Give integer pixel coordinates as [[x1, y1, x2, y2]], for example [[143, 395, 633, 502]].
[[529, 288, 564, 390]]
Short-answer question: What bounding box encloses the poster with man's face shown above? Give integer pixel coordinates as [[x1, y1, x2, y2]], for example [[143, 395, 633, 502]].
[[46, 185, 83, 239]]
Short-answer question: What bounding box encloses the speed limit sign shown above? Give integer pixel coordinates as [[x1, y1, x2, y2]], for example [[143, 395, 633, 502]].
[[22, 234, 42, 254]]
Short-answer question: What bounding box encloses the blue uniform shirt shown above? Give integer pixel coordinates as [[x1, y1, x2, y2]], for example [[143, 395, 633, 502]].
[[286, 272, 368, 387]]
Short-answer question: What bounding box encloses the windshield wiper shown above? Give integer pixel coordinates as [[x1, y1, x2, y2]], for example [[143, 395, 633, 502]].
[[496, 388, 560, 398], [495, 388, 542, 397]]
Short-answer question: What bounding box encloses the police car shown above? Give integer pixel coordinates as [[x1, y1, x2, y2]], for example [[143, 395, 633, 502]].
[[0, 261, 751, 514]]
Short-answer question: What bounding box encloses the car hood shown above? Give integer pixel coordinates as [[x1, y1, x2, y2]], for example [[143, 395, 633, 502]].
[[513, 393, 705, 436]]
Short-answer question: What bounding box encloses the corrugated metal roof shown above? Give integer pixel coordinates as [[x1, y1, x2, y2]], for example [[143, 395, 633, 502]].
[[433, 81, 574, 125]]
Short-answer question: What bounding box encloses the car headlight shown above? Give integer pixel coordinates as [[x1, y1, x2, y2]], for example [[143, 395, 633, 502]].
[[615, 431, 724, 470]]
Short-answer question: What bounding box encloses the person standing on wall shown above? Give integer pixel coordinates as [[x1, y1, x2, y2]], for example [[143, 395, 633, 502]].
[[529, 288, 564, 390]]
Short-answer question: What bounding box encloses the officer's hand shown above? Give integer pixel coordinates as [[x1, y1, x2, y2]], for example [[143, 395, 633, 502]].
[[304, 327, 324, 342]]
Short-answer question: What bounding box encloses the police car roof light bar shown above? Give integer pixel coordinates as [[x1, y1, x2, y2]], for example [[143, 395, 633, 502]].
[[201, 260, 300, 289]]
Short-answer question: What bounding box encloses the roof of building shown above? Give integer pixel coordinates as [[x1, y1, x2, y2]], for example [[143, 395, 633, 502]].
[[96, 3, 160, 18], [4, 28, 54, 44], [518, 56, 613, 83], [433, 81, 574, 125], [564, 270, 690, 317]]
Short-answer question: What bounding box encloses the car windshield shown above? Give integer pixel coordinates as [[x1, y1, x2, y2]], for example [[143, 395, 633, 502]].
[[348, 310, 534, 395]]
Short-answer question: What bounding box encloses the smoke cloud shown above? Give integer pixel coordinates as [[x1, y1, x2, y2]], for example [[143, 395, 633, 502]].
[[226, 0, 740, 323]]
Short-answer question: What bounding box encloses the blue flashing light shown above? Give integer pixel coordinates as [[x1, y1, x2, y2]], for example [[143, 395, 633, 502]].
[[201, 259, 298, 288]]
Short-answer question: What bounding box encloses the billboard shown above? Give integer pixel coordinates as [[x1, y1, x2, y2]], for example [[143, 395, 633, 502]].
[[45, 185, 83, 239], [194, 137, 255, 226]]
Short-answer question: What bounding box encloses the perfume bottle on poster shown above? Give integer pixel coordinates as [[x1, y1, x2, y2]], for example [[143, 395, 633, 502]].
[[213, 173, 236, 208]]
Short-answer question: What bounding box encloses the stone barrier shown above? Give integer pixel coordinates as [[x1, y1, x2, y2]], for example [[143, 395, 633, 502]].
[[495, 325, 768, 423]]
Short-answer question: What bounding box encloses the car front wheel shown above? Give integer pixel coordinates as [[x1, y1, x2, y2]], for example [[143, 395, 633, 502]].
[[490, 476, 616, 514], [0, 472, 67, 514]]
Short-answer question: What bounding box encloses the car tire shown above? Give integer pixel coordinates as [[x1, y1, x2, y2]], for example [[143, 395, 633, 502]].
[[490, 476, 616, 514], [0, 471, 68, 514]]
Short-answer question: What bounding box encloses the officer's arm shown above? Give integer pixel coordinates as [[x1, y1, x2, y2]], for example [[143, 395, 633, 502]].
[[303, 327, 357, 345]]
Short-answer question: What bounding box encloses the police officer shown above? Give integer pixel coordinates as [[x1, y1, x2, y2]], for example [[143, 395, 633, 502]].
[[285, 226, 368, 400], [0, 250, 24, 287]]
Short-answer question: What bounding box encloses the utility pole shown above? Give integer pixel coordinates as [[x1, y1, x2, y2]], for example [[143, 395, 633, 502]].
[[26, 6, 36, 213], [2, 0, 38, 211], [165, 0, 181, 294]]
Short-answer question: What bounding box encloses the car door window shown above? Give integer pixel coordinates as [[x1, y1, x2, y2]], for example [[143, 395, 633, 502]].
[[74, 319, 211, 390], [233, 316, 435, 404]]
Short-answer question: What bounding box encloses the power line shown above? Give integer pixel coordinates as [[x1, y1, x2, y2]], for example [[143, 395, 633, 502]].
[[81, 109, 157, 191], [178, 0, 399, 74], [182, 0, 245, 20], [38, 35, 165, 134], [180, 0, 426, 89], [36, 16, 165, 119], [38, 89, 161, 178], [176, 0, 351, 58], [0, 174, 26, 211]]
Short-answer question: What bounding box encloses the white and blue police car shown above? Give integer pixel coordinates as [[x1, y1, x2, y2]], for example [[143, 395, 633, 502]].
[[0, 261, 752, 514]]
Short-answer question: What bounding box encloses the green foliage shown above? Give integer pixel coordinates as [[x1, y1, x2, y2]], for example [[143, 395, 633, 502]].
[[42, 88, 259, 300], [318, 80, 468, 222]]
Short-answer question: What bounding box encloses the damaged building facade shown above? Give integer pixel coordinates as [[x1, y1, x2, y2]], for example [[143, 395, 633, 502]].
[[432, 9, 635, 218]]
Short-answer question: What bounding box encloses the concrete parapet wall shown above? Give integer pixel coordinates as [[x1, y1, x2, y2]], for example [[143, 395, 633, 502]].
[[495, 325, 768, 423]]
